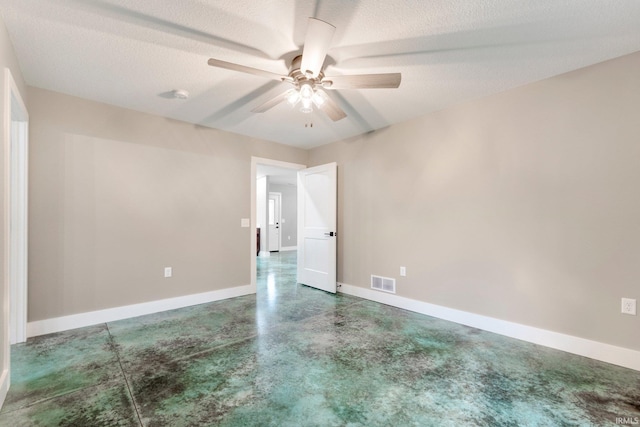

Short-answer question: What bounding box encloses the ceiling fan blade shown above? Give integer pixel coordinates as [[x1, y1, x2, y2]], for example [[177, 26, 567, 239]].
[[208, 58, 289, 82], [300, 18, 336, 78], [322, 73, 401, 89], [251, 91, 289, 113], [317, 90, 347, 121]]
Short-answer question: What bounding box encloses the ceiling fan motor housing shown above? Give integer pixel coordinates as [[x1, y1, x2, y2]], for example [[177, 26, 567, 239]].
[[287, 55, 326, 90]]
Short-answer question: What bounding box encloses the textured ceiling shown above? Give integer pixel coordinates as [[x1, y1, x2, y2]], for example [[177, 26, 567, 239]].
[[1, 0, 640, 149]]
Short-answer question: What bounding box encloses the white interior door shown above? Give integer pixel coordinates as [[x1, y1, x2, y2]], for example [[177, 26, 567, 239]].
[[268, 193, 281, 251], [297, 162, 337, 293]]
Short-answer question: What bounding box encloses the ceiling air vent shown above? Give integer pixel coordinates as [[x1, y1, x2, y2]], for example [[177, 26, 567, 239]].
[[371, 275, 396, 294]]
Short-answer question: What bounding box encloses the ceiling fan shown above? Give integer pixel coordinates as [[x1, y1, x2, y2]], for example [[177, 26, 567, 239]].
[[207, 18, 401, 122]]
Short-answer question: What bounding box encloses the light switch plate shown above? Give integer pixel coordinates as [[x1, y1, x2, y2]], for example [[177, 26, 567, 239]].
[[241, 218, 250, 228]]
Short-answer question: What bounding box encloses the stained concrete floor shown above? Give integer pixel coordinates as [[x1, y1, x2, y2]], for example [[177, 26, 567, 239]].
[[1, 251, 639, 426]]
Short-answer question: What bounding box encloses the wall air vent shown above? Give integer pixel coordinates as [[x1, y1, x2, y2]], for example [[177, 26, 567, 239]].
[[371, 275, 396, 294], [382, 277, 396, 293], [371, 275, 383, 291]]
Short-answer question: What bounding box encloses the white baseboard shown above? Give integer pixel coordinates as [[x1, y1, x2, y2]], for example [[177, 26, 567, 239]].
[[280, 246, 297, 252], [338, 283, 640, 372], [27, 284, 255, 338], [0, 368, 9, 410]]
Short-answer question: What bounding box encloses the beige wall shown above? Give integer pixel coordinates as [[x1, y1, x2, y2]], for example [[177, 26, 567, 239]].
[[1, 14, 28, 402], [309, 52, 640, 351], [27, 87, 307, 321]]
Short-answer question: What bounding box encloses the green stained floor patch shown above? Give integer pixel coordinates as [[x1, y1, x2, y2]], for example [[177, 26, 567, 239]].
[[108, 294, 261, 373], [0, 381, 138, 427], [2, 324, 121, 413], [130, 338, 261, 426]]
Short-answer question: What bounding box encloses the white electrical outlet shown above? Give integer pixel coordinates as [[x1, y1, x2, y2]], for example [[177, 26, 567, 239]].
[[621, 298, 636, 315], [164, 267, 172, 278], [400, 266, 406, 277]]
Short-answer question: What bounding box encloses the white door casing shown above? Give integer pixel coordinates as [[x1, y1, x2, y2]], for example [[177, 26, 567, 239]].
[[2, 68, 29, 409], [8, 96, 28, 346], [297, 162, 337, 293]]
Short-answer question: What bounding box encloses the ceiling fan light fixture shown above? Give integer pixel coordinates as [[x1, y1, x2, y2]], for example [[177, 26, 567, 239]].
[[286, 85, 320, 113], [286, 89, 301, 106], [312, 90, 328, 107], [297, 83, 315, 113], [300, 97, 313, 113], [299, 83, 314, 100]]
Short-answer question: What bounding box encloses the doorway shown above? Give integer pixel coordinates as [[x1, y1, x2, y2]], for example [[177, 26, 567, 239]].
[[250, 157, 305, 290], [250, 158, 338, 295]]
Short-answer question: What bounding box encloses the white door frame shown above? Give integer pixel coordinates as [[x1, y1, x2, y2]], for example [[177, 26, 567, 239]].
[[2, 68, 29, 406], [6, 70, 28, 345], [250, 157, 305, 290]]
